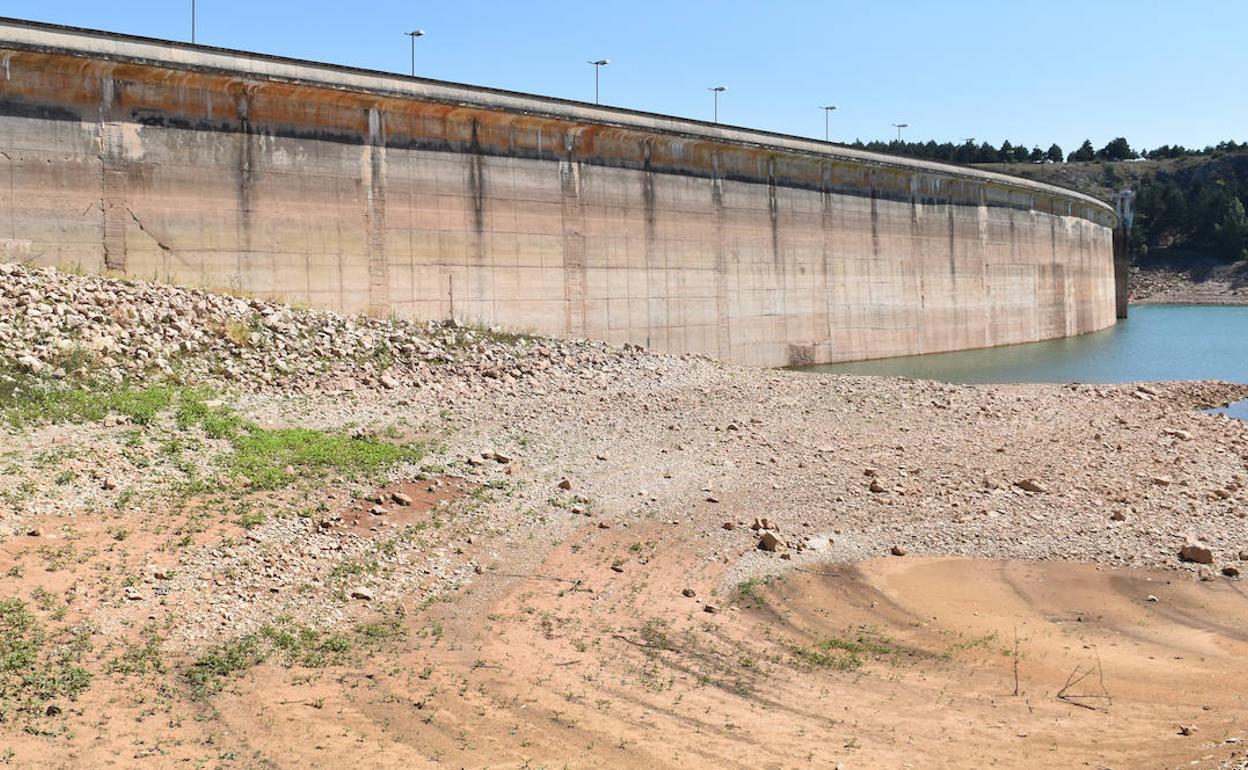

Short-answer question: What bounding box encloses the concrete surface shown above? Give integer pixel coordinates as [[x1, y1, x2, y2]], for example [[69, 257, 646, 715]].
[[0, 17, 1117, 366]]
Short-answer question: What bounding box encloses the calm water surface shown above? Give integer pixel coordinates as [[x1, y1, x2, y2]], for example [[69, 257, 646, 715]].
[[797, 305, 1248, 388]]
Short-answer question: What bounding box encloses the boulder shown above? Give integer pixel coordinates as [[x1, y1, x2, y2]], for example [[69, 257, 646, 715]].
[[1179, 543, 1214, 565]]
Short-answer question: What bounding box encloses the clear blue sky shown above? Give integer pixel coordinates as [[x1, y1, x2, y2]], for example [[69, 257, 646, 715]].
[[4, 0, 1245, 153]]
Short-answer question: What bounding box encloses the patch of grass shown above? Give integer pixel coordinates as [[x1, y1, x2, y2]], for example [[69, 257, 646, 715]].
[[226, 427, 422, 489], [175, 391, 425, 489], [0, 599, 92, 721], [259, 625, 351, 668], [735, 576, 774, 609], [789, 630, 895, 672], [184, 634, 266, 698], [236, 510, 266, 530], [0, 371, 174, 429], [184, 617, 406, 697], [174, 391, 246, 439], [107, 625, 165, 677], [941, 631, 1000, 659], [353, 617, 406, 647]]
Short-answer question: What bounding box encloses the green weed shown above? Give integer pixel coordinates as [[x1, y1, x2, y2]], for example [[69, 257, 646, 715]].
[[0, 599, 92, 721]]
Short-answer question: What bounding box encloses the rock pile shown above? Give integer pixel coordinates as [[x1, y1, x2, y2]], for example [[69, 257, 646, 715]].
[[0, 263, 688, 392]]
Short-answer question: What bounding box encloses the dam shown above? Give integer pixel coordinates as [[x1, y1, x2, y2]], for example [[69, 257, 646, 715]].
[[0, 17, 1118, 367]]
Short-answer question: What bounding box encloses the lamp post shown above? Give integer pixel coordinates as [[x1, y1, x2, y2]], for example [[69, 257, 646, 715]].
[[892, 122, 909, 142], [406, 30, 425, 77], [708, 86, 726, 123], [191, 0, 196, 43], [588, 59, 609, 104], [821, 105, 837, 142]]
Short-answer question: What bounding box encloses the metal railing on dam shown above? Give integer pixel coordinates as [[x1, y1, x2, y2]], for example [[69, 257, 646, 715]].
[[0, 17, 1117, 367]]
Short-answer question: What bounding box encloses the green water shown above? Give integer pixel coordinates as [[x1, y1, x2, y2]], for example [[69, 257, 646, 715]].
[[796, 304, 1248, 387]]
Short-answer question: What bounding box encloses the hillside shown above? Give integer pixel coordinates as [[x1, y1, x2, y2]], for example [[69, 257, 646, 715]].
[[2, 264, 1248, 768], [977, 153, 1248, 303]]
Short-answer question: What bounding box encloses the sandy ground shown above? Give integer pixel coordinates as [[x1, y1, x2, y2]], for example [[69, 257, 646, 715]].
[[207, 555, 1248, 770], [4, 268, 1248, 769]]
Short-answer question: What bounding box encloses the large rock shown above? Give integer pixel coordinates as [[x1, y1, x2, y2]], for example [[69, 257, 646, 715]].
[[757, 532, 784, 552], [1178, 543, 1214, 565]]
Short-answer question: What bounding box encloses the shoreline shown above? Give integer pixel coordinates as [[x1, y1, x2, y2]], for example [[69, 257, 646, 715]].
[[1130, 264, 1248, 305]]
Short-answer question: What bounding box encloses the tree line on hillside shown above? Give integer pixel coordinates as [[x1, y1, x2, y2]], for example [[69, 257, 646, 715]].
[[846, 136, 1247, 165], [1131, 156, 1248, 263]]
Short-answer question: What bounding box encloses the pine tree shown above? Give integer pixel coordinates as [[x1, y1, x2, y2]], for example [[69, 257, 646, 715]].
[[1068, 140, 1096, 162]]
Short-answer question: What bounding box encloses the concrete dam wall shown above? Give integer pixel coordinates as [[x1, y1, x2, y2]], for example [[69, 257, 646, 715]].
[[0, 18, 1118, 367]]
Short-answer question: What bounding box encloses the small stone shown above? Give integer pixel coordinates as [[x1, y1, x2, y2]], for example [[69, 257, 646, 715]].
[[1178, 724, 1197, 736], [350, 587, 375, 601], [282, 465, 296, 477], [1164, 428, 1192, 440], [1222, 566, 1241, 578], [369, 505, 387, 516], [610, 564, 624, 573], [597, 521, 611, 529], [101, 478, 117, 491], [391, 491, 413, 506], [757, 532, 783, 552], [1151, 475, 1175, 487], [123, 586, 143, 601], [26, 529, 41, 537], [1147, 594, 1159, 602], [705, 495, 720, 503], [558, 478, 573, 491], [379, 373, 399, 389], [868, 480, 886, 494], [1179, 543, 1214, 565], [474, 564, 484, 575], [492, 452, 512, 464], [1014, 479, 1047, 494], [722, 522, 735, 531], [890, 545, 907, 557], [1110, 511, 1127, 522], [703, 604, 720, 614], [682, 588, 696, 598]]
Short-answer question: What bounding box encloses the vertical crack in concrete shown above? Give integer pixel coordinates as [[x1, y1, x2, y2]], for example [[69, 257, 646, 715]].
[[712, 152, 731, 360], [560, 132, 586, 337], [365, 107, 389, 317]]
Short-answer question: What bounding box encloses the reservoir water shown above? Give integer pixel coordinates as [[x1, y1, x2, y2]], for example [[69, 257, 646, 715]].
[[797, 305, 1248, 391]]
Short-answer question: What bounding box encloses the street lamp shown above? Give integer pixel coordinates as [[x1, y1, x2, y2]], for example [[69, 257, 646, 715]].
[[406, 30, 425, 77], [892, 122, 909, 142], [588, 59, 609, 104], [191, 0, 196, 43], [708, 86, 727, 123], [821, 105, 837, 142]]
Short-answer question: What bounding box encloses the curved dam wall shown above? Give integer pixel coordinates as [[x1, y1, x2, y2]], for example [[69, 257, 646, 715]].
[[0, 19, 1117, 367]]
